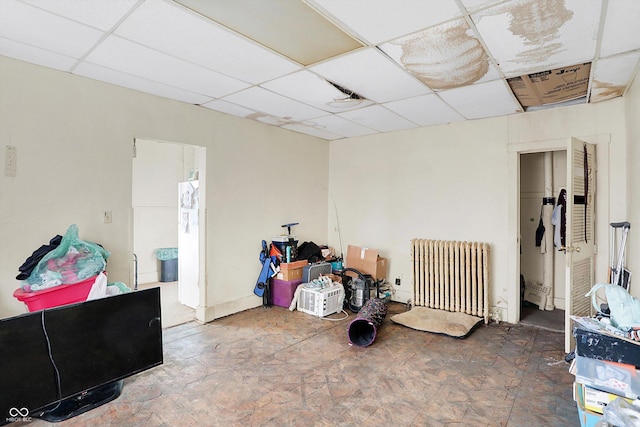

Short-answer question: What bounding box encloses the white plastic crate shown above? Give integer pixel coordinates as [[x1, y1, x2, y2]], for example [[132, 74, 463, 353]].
[[297, 283, 343, 317]]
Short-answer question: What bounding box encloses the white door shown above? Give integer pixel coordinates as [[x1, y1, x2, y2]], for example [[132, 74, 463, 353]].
[[564, 138, 596, 353], [178, 180, 199, 309]]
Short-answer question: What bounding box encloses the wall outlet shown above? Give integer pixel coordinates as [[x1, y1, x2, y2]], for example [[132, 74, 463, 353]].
[[395, 277, 401, 286], [103, 210, 112, 224]]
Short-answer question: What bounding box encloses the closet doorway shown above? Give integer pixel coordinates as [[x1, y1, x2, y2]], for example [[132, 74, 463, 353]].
[[519, 150, 567, 332]]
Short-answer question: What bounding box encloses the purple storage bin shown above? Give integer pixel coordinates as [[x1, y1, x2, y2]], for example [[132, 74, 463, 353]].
[[271, 278, 302, 308]]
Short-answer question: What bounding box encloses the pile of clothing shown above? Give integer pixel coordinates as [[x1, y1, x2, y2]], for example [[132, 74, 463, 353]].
[[17, 224, 110, 292]]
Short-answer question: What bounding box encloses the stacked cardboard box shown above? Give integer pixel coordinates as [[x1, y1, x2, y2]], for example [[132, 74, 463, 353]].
[[570, 316, 640, 426]]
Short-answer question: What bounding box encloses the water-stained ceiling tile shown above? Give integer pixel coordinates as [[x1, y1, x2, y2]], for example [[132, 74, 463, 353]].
[[591, 53, 640, 103], [379, 18, 492, 90], [472, 0, 601, 78], [222, 86, 326, 122], [308, 114, 378, 138]]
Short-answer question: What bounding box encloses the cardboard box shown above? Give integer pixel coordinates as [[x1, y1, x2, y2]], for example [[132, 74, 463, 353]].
[[507, 62, 591, 107], [574, 383, 603, 427], [276, 267, 303, 282], [576, 404, 602, 427], [345, 245, 387, 279], [574, 382, 632, 414], [279, 260, 307, 270]]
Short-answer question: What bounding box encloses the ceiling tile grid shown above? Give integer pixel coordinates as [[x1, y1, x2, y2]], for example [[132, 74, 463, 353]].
[[0, 0, 639, 140]]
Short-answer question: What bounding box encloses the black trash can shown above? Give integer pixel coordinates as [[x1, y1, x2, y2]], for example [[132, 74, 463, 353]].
[[156, 248, 178, 282], [160, 258, 178, 282]]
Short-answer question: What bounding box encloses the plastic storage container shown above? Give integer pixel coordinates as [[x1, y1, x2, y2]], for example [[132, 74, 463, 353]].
[[270, 278, 302, 308], [13, 275, 98, 312]]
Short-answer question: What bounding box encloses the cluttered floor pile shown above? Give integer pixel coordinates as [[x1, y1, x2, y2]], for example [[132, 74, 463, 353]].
[[13, 224, 130, 311]]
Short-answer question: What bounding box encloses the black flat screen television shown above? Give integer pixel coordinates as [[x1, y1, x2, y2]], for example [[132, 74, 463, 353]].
[[0, 287, 162, 424]]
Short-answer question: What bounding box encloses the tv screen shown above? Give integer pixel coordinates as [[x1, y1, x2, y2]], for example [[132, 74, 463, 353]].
[[0, 287, 162, 424]]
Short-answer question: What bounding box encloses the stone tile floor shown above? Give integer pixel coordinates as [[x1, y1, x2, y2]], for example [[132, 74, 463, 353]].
[[21, 302, 578, 426]]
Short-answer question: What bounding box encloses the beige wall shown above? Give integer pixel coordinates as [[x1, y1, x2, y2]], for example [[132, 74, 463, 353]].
[[0, 56, 329, 320], [329, 96, 630, 323], [2, 55, 637, 326], [329, 117, 511, 309]]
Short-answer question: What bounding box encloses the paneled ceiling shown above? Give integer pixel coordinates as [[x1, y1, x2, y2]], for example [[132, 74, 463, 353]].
[[1, 0, 639, 140]]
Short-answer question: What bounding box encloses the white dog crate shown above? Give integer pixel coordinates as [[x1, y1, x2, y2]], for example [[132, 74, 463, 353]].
[[297, 283, 343, 317]]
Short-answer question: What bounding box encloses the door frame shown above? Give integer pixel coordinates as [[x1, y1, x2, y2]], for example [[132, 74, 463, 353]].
[[507, 135, 610, 343], [131, 137, 207, 323]]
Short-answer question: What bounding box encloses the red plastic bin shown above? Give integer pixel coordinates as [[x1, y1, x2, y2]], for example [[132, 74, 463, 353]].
[[13, 275, 98, 312]]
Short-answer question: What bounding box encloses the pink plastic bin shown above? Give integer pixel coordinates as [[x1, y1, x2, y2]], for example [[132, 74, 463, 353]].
[[13, 275, 98, 312]]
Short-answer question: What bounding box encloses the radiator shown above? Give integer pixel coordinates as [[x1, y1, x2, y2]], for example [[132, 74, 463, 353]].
[[411, 239, 490, 324]]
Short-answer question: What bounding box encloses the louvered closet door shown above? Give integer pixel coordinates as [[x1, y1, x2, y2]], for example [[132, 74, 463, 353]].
[[564, 138, 596, 353]]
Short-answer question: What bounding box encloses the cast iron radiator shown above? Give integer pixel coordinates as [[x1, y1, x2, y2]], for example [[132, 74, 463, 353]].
[[411, 239, 490, 324]]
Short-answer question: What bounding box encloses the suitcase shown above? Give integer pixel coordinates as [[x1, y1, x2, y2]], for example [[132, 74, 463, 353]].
[[302, 262, 332, 283]]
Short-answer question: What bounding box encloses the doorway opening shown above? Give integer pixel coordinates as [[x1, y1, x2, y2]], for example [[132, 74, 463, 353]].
[[519, 150, 566, 332], [132, 138, 206, 328]]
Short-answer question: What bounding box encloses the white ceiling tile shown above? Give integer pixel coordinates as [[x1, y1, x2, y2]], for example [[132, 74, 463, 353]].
[[0, 37, 77, 71], [459, 0, 504, 13], [115, 0, 300, 84], [84, 36, 250, 98], [310, 48, 431, 103], [200, 100, 257, 118], [591, 52, 640, 103], [309, 0, 462, 44], [309, 115, 378, 138], [261, 70, 374, 113], [379, 18, 499, 90], [438, 79, 522, 119], [282, 123, 344, 140], [599, 0, 640, 58], [337, 105, 418, 132], [74, 62, 214, 105], [0, 0, 104, 58], [222, 87, 327, 122], [383, 94, 465, 127], [473, 0, 602, 77], [20, 0, 138, 31]]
